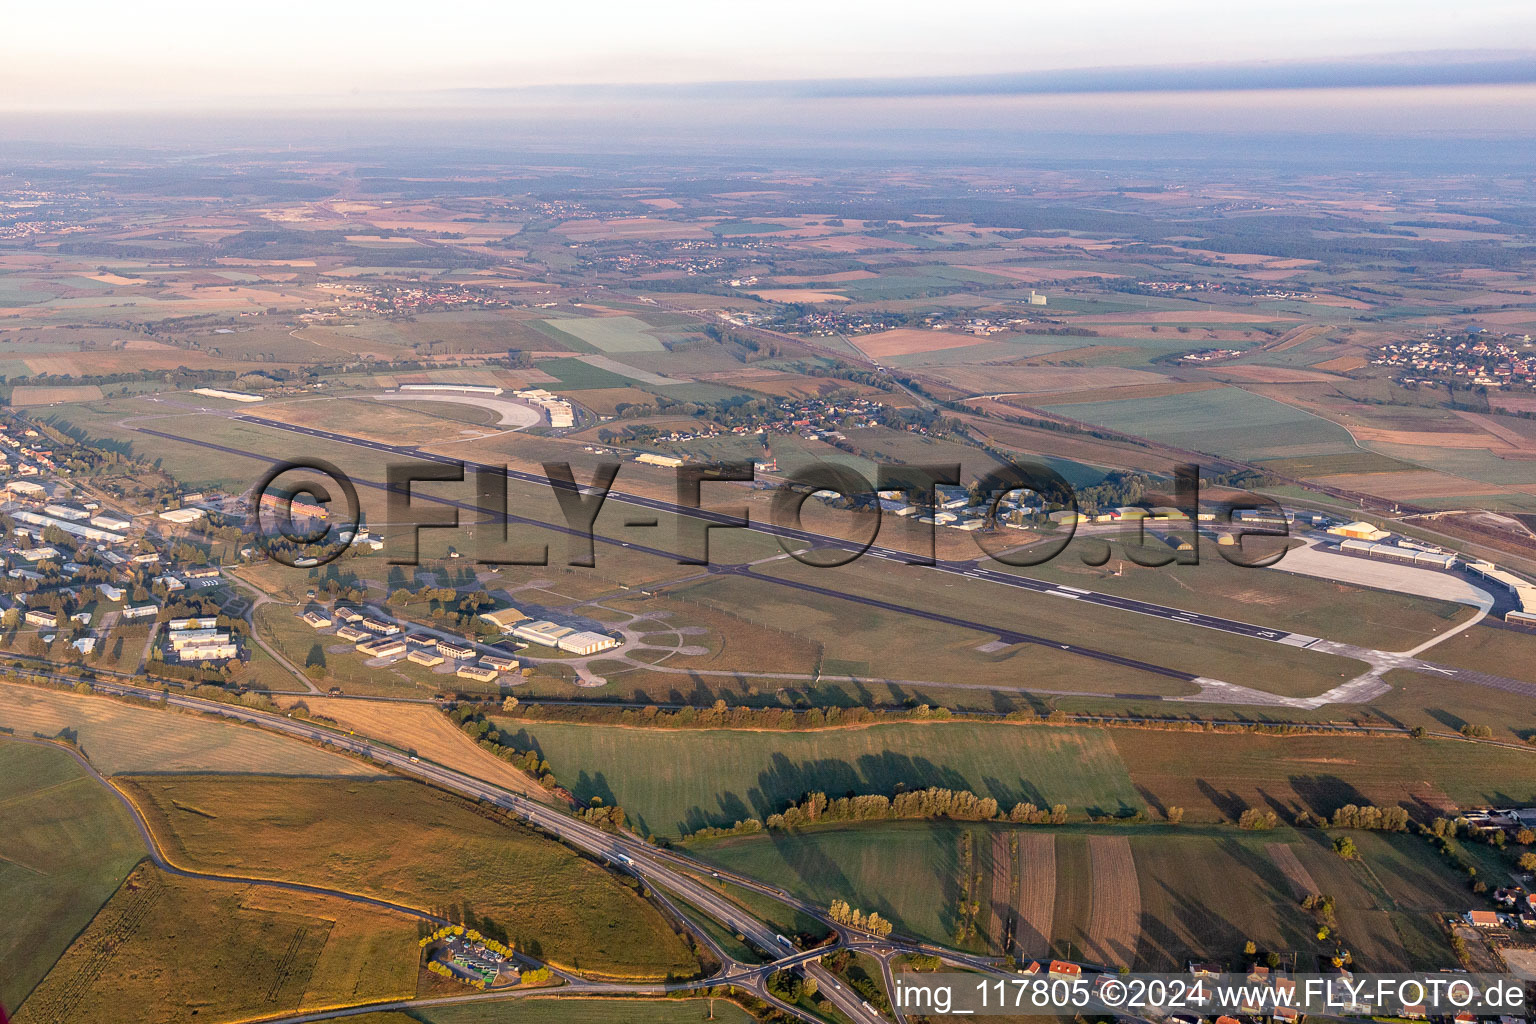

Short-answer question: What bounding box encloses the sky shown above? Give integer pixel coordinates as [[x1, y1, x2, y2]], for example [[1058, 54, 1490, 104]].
[[5, 0, 1536, 111]]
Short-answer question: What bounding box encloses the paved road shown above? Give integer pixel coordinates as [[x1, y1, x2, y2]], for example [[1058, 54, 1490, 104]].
[[130, 418, 1321, 684], [19, 676, 901, 1022]]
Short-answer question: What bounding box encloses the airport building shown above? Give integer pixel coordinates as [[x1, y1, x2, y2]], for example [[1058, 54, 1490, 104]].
[[556, 630, 620, 656], [1338, 538, 1457, 570], [1467, 561, 1536, 626]]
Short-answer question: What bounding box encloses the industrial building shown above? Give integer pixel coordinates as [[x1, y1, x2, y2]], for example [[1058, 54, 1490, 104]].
[[408, 649, 445, 667], [512, 620, 573, 647], [1328, 520, 1391, 541], [335, 625, 370, 643], [361, 617, 400, 635], [634, 452, 685, 468], [302, 611, 332, 628], [169, 617, 218, 631], [437, 640, 477, 660], [356, 637, 408, 658], [479, 653, 519, 672], [456, 664, 500, 683], [400, 383, 503, 396], [9, 509, 125, 544], [556, 630, 620, 655], [1338, 538, 1457, 570], [1467, 561, 1536, 625], [43, 503, 90, 521], [478, 606, 530, 631]]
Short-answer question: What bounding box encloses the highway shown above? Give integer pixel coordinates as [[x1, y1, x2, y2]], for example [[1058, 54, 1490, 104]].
[[34, 674, 944, 1023]]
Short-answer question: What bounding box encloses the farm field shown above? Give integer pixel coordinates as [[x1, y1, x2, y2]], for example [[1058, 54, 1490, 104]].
[[14, 865, 421, 1024], [490, 719, 1141, 837], [280, 697, 555, 803], [697, 821, 1470, 970], [1112, 729, 1536, 820], [0, 684, 383, 777], [692, 821, 989, 945], [539, 315, 668, 352], [120, 774, 700, 979], [346, 998, 758, 1024], [1037, 385, 1358, 461], [0, 741, 147, 1013]]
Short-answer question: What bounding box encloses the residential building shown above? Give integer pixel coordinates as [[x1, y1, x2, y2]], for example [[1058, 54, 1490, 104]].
[[437, 640, 477, 660]]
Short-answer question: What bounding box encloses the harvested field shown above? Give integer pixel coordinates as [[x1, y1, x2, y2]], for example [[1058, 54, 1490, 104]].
[[284, 697, 555, 803], [1455, 411, 1535, 449], [1084, 836, 1139, 968], [1267, 842, 1319, 899], [16, 864, 420, 1024], [565, 386, 658, 416], [8, 385, 105, 405], [849, 329, 988, 358], [1071, 310, 1295, 324], [789, 235, 916, 252], [1267, 324, 1333, 352], [1311, 354, 1368, 372], [770, 270, 878, 284], [954, 264, 1119, 282], [746, 288, 850, 303], [1212, 367, 1344, 384], [937, 365, 1167, 395], [0, 685, 383, 778], [1319, 470, 1522, 500], [988, 832, 1012, 953], [554, 217, 710, 241], [1015, 832, 1056, 959], [1025, 381, 1225, 405], [1490, 394, 1536, 415]]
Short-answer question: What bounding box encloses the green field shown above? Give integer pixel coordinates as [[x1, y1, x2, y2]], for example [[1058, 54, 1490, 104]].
[[535, 357, 637, 390], [0, 741, 146, 1012], [693, 821, 988, 944], [16, 864, 421, 1024], [733, 558, 1369, 699], [540, 316, 667, 353], [694, 822, 1470, 970], [490, 720, 1141, 837], [1114, 728, 1536, 818], [121, 774, 700, 979], [1037, 386, 1357, 461], [1011, 545, 1471, 651]]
